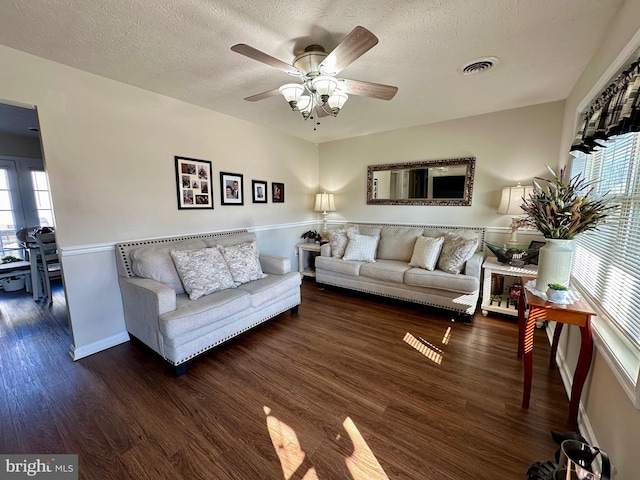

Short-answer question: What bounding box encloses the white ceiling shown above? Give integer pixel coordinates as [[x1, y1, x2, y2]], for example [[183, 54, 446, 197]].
[[0, 0, 626, 144]]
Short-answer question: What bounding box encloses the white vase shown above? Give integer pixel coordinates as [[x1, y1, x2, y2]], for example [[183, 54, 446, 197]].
[[535, 239, 575, 290]]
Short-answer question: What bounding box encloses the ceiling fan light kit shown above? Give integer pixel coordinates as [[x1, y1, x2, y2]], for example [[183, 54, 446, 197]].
[[231, 26, 398, 129]]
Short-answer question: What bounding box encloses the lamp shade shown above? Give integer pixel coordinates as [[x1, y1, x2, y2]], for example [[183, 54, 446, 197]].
[[497, 183, 533, 215], [279, 84, 304, 103], [314, 192, 336, 212]]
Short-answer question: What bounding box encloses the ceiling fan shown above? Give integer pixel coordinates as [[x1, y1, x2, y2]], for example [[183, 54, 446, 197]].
[[231, 26, 398, 126]]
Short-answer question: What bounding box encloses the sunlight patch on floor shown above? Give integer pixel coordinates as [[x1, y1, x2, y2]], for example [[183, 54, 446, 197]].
[[403, 332, 443, 364], [442, 326, 452, 345], [264, 406, 389, 479], [343, 416, 390, 480]]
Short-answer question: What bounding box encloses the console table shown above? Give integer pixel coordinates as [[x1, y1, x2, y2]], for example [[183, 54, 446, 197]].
[[517, 280, 595, 429]]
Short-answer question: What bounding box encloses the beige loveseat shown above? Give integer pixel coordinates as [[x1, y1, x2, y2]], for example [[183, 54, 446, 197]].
[[115, 230, 301, 374], [315, 223, 485, 320]]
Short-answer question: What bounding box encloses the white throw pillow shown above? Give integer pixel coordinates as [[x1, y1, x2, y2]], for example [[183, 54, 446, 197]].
[[327, 225, 358, 258], [217, 240, 267, 284], [436, 232, 478, 274], [342, 232, 379, 262], [409, 236, 444, 271], [170, 247, 236, 300]]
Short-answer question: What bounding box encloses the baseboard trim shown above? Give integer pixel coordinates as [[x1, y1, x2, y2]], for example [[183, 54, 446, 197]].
[[69, 331, 130, 361]]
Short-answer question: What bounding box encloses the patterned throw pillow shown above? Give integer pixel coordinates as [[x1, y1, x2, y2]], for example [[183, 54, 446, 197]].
[[342, 232, 379, 262], [327, 225, 358, 258], [436, 232, 478, 274], [217, 240, 267, 284], [170, 247, 236, 300], [409, 236, 444, 271]]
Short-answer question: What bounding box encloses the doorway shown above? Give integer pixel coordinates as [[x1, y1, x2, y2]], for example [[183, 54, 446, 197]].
[[0, 100, 67, 313]]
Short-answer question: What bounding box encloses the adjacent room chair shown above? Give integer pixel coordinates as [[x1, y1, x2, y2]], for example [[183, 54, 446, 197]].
[[35, 231, 62, 304]]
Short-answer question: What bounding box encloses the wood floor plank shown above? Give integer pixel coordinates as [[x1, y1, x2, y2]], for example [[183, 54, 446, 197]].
[[0, 279, 572, 479]]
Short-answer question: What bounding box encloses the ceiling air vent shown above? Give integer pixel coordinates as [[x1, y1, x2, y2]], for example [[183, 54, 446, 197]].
[[458, 57, 499, 76]]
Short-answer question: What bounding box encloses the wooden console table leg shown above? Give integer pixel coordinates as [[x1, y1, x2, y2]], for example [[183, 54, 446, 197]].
[[521, 310, 537, 409], [550, 323, 564, 368], [517, 292, 526, 359], [568, 318, 593, 429]]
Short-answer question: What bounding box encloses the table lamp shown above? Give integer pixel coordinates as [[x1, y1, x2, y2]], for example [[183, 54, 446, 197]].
[[314, 192, 336, 238], [498, 182, 533, 245]]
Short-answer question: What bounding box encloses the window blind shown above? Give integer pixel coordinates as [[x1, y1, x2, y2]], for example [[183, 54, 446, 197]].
[[571, 132, 640, 348]]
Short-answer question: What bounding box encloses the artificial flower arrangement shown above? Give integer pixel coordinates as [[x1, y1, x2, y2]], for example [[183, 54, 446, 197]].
[[301, 230, 322, 242], [520, 166, 614, 239]]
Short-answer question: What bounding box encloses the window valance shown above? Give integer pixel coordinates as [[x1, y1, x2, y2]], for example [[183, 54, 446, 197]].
[[571, 57, 640, 153]]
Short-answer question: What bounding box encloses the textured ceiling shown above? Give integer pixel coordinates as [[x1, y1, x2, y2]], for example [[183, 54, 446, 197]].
[[0, 0, 626, 143]]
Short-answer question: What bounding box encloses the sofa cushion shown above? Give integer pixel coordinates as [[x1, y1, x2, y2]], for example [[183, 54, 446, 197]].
[[129, 239, 208, 294], [360, 260, 411, 284], [424, 228, 482, 252], [404, 267, 479, 294], [170, 247, 236, 300], [159, 288, 251, 338], [343, 232, 379, 262], [315, 256, 364, 276], [377, 227, 424, 261], [409, 236, 444, 271], [327, 225, 358, 258], [237, 271, 301, 307], [218, 240, 267, 284], [437, 233, 479, 274]]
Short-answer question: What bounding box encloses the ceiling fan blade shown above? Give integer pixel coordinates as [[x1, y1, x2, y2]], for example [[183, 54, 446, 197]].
[[315, 105, 331, 118], [243, 88, 281, 102], [319, 26, 378, 75], [231, 44, 302, 77], [339, 78, 398, 101]]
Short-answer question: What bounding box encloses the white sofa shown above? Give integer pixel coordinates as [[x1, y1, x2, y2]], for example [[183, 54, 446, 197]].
[[115, 230, 301, 374], [315, 223, 485, 320]]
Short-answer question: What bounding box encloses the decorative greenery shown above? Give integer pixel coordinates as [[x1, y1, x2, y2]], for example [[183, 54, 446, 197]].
[[521, 165, 614, 239], [1, 255, 23, 264], [547, 283, 568, 291], [301, 230, 322, 242]]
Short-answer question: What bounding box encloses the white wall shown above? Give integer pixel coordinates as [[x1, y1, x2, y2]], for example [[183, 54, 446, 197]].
[[318, 101, 565, 233], [0, 45, 320, 358], [556, 1, 640, 478]]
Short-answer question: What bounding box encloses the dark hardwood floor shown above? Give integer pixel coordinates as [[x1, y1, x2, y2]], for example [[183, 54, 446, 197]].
[[1, 279, 571, 479]]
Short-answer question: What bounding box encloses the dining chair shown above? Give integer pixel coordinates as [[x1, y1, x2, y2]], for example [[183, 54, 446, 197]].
[[35, 231, 62, 304]]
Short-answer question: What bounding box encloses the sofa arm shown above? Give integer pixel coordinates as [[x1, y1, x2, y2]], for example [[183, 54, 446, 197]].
[[119, 277, 177, 316], [320, 243, 331, 256], [260, 253, 291, 275], [464, 252, 484, 279]]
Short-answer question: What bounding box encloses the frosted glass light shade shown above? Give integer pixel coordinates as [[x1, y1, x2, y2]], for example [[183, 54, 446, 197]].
[[328, 91, 348, 111], [311, 76, 338, 97], [279, 84, 304, 103]]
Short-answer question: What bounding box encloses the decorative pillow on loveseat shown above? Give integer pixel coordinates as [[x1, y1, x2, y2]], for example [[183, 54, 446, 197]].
[[409, 236, 444, 271], [217, 240, 267, 284], [436, 232, 478, 274], [170, 247, 236, 300], [342, 232, 379, 262]]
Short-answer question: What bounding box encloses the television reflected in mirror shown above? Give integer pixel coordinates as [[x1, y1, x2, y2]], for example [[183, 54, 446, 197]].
[[367, 157, 475, 206]]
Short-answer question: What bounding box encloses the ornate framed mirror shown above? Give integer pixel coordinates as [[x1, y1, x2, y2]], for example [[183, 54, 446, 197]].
[[367, 157, 475, 206]]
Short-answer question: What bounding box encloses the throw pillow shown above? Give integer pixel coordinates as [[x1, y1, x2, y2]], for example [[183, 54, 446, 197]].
[[342, 232, 379, 262], [409, 236, 444, 271], [327, 225, 358, 258], [218, 240, 267, 284], [170, 247, 236, 300], [437, 232, 478, 274]]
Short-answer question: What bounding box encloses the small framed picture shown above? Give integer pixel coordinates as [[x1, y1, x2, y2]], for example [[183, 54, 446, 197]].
[[220, 172, 244, 205], [272, 182, 285, 203], [528, 240, 546, 265], [175, 156, 213, 209], [252, 180, 268, 203]]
